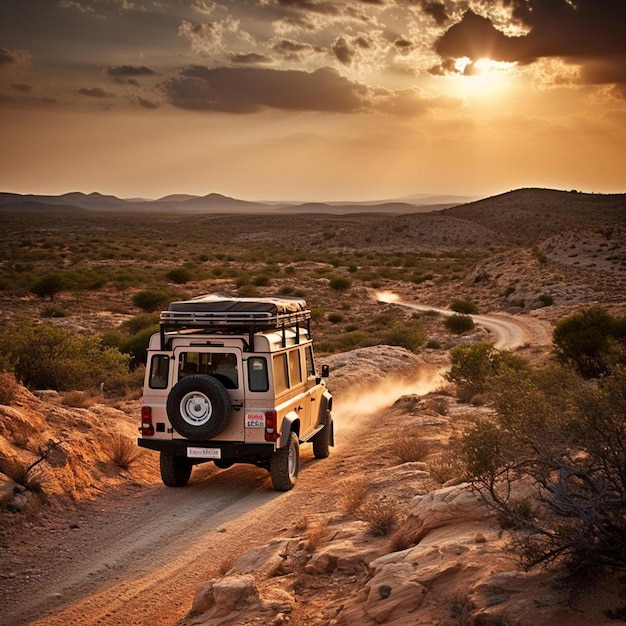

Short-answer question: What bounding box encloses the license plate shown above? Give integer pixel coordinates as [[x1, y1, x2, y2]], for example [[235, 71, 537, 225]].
[[245, 412, 266, 428], [187, 447, 221, 459]]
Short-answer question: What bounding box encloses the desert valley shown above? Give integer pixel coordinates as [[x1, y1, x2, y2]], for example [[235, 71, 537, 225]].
[[0, 187, 625, 626]]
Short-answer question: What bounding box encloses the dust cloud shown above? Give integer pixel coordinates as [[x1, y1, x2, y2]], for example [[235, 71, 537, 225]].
[[374, 290, 400, 304], [332, 367, 445, 438]]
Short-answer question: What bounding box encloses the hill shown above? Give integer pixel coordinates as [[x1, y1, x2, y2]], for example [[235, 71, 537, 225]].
[[441, 188, 626, 242]]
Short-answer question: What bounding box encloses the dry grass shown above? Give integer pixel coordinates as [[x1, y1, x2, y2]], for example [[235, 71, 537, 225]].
[[105, 433, 141, 470], [337, 476, 370, 514], [303, 517, 329, 552], [428, 453, 465, 485], [357, 496, 400, 536], [390, 427, 430, 464]]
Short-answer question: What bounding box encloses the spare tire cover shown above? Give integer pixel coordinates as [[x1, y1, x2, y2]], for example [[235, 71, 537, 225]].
[[166, 374, 232, 441]]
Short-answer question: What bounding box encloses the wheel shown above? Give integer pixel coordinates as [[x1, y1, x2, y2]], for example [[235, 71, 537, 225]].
[[160, 452, 192, 487], [270, 432, 299, 491], [313, 417, 332, 459], [214, 459, 234, 470], [166, 374, 231, 441]]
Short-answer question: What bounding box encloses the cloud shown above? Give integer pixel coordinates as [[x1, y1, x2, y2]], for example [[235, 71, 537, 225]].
[[162, 65, 368, 113], [397, 0, 449, 26], [78, 87, 115, 98], [433, 1, 626, 90], [105, 65, 156, 78], [229, 53, 272, 64], [11, 83, 32, 93]]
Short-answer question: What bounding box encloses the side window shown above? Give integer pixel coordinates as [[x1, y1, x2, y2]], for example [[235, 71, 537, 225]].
[[288, 349, 302, 386], [305, 345, 316, 378], [272, 353, 289, 394], [149, 355, 169, 389], [248, 357, 269, 392]]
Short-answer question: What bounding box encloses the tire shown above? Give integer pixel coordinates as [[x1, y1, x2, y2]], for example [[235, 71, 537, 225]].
[[270, 432, 299, 492], [160, 452, 192, 487], [166, 374, 231, 441], [313, 417, 332, 459]]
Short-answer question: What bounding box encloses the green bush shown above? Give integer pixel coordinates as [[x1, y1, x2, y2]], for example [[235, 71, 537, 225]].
[[165, 266, 192, 284], [450, 299, 478, 314], [132, 289, 174, 313], [445, 313, 475, 334], [31, 272, 66, 300], [328, 275, 351, 291], [0, 319, 131, 391], [553, 306, 626, 378], [446, 342, 528, 402], [453, 364, 626, 573], [382, 319, 425, 353]]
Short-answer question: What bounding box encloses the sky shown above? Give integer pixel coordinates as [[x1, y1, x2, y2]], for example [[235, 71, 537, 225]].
[[0, 0, 625, 202]]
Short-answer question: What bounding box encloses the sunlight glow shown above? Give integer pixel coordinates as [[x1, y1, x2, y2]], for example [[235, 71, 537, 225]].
[[450, 57, 518, 101]]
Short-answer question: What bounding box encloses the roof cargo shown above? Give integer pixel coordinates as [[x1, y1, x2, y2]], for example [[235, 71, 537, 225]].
[[160, 293, 311, 335]]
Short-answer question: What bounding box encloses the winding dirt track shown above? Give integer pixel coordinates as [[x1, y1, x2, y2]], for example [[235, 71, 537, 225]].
[[0, 302, 551, 626]]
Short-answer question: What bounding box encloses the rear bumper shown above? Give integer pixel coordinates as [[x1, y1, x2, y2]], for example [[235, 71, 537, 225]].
[[137, 438, 274, 459]]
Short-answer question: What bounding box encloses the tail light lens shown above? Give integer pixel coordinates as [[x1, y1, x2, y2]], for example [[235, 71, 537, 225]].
[[140, 406, 155, 436], [264, 410, 279, 442]]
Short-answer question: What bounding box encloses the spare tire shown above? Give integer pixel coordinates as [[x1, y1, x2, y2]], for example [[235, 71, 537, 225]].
[[166, 374, 232, 441]]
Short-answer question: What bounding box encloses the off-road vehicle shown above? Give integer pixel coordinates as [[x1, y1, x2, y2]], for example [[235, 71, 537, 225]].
[[138, 294, 333, 491]]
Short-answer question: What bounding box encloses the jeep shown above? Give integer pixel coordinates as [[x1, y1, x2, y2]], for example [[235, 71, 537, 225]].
[[138, 294, 333, 491]]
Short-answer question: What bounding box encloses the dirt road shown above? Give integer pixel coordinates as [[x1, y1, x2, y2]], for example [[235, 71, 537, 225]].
[[1, 366, 443, 626]]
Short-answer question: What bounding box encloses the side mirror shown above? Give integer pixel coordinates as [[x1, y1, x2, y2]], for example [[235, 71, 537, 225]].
[[321, 364, 330, 378]]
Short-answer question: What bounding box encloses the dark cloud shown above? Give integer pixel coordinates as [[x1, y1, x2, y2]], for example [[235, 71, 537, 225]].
[[397, 0, 449, 25], [105, 65, 156, 78], [78, 87, 114, 98], [230, 53, 271, 64], [273, 39, 325, 60], [274, 0, 340, 15], [394, 38, 413, 55], [11, 83, 32, 92], [162, 65, 367, 113], [434, 1, 626, 88], [332, 37, 353, 65]]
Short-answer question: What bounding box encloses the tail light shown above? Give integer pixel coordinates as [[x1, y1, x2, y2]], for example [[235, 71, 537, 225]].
[[140, 406, 155, 436], [264, 410, 279, 442]]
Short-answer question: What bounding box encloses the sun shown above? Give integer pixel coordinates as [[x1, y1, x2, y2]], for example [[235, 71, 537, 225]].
[[451, 56, 517, 99]]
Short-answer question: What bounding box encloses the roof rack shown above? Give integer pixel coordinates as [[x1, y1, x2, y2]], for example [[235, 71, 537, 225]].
[[158, 294, 312, 350]]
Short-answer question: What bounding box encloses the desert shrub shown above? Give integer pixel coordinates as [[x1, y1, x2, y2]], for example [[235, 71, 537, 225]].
[[450, 299, 478, 314], [391, 427, 430, 463], [553, 306, 626, 378], [357, 496, 400, 536], [444, 313, 475, 334], [120, 326, 159, 366], [328, 313, 344, 324], [105, 433, 141, 470], [40, 305, 67, 318], [446, 342, 529, 402], [428, 454, 464, 485], [132, 289, 173, 313], [165, 266, 192, 284], [60, 390, 96, 408], [0, 371, 19, 405], [31, 271, 66, 300], [121, 313, 160, 335], [0, 319, 131, 391], [253, 274, 271, 287], [453, 364, 626, 573], [538, 293, 554, 307], [328, 275, 351, 291], [382, 318, 425, 353]]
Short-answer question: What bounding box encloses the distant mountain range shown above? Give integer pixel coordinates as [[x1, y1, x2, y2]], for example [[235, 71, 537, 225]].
[[0, 190, 474, 215]]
